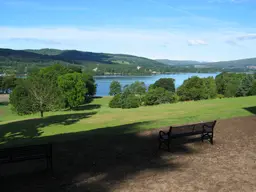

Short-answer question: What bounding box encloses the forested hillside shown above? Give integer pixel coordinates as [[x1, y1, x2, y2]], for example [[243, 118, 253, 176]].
[[0, 48, 254, 75]]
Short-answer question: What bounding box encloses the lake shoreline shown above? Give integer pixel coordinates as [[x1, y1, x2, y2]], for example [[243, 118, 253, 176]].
[[95, 72, 220, 96]]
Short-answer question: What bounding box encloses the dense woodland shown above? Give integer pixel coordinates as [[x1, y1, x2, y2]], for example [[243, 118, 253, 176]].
[[0, 48, 254, 76]]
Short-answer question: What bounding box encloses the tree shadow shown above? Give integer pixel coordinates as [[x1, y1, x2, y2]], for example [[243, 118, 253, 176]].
[[0, 112, 97, 146], [71, 104, 101, 111], [0, 102, 8, 106], [0, 121, 206, 192], [244, 106, 256, 115]]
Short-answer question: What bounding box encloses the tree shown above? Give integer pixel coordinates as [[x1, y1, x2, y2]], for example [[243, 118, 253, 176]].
[[153, 78, 175, 92], [143, 87, 174, 106], [204, 77, 217, 99], [82, 73, 97, 97], [2, 75, 17, 93], [9, 80, 34, 115], [249, 80, 256, 96], [58, 72, 87, 108], [127, 81, 147, 95], [39, 64, 74, 83], [177, 76, 209, 101], [236, 74, 254, 97], [215, 72, 245, 97], [109, 80, 122, 96], [10, 76, 63, 117], [0, 76, 3, 93]]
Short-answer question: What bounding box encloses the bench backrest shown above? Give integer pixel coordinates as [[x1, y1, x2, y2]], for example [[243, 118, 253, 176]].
[[0, 144, 52, 163], [168, 120, 217, 136]]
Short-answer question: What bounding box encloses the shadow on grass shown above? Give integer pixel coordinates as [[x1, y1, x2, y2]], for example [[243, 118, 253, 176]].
[[0, 120, 204, 192], [0, 112, 97, 145], [0, 101, 8, 106], [71, 104, 101, 111], [244, 106, 256, 115]]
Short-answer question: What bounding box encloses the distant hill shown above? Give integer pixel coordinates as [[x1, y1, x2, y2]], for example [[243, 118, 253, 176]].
[[156, 59, 203, 66], [1, 48, 255, 75], [157, 58, 256, 69], [204, 58, 256, 69], [0, 48, 166, 68], [0, 48, 171, 75]]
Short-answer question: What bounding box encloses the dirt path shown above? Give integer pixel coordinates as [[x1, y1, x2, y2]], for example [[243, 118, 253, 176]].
[[1, 116, 256, 192]]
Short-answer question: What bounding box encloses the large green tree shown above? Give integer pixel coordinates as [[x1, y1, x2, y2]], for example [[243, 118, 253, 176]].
[[109, 80, 122, 96], [1, 75, 17, 93], [153, 78, 175, 92], [82, 73, 97, 97], [236, 74, 254, 97], [204, 77, 217, 99], [10, 76, 63, 117], [249, 80, 256, 95], [215, 72, 245, 97], [126, 81, 147, 95], [177, 76, 210, 101], [58, 72, 87, 108]]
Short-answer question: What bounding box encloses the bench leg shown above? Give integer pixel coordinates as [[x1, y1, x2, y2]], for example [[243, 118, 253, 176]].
[[210, 137, 213, 145], [158, 141, 162, 150], [167, 139, 171, 152]]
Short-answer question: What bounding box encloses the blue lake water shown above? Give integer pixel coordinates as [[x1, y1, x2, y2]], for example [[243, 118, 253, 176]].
[[95, 73, 219, 96]]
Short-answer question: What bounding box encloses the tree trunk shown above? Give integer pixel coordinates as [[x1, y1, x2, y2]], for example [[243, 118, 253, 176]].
[[40, 111, 44, 118]]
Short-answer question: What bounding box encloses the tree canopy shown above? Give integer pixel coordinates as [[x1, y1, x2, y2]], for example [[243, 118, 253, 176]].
[[153, 78, 175, 92], [58, 72, 88, 108], [109, 81, 122, 96]]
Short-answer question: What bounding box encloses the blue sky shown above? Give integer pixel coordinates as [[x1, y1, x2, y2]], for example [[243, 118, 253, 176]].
[[0, 0, 256, 61]]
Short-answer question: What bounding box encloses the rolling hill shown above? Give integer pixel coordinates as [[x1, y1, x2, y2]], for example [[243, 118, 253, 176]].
[[0, 48, 255, 75], [204, 58, 256, 69], [156, 58, 256, 69]]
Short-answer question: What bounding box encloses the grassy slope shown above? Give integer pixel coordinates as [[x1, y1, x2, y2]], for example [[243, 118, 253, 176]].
[[1, 96, 256, 147]]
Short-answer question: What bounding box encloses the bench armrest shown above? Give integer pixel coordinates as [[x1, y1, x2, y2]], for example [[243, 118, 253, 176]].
[[159, 130, 168, 139], [203, 124, 214, 132]]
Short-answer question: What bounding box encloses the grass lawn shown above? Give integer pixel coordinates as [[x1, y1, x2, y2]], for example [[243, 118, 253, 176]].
[[0, 96, 256, 147]]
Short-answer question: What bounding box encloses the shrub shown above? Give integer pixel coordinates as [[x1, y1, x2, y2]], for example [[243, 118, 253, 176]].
[[121, 94, 140, 109], [144, 87, 174, 106], [171, 93, 180, 103], [109, 94, 122, 108], [217, 94, 225, 99]]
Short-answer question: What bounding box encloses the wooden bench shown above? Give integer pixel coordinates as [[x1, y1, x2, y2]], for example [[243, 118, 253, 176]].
[[0, 143, 53, 175], [159, 121, 217, 151]]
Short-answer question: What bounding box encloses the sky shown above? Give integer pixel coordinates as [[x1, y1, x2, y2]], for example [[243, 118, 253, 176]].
[[0, 0, 256, 61]]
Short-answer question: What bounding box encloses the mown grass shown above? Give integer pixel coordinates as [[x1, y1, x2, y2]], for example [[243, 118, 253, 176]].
[[0, 96, 256, 147]]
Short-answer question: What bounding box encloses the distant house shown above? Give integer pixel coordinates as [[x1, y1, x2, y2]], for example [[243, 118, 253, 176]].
[[247, 66, 256, 70]]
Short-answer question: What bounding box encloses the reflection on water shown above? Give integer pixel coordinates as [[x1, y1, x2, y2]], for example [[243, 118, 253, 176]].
[[95, 73, 219, 96]]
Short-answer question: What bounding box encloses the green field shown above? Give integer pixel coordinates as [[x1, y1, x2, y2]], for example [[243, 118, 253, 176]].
[[0, 96, 256, 148]]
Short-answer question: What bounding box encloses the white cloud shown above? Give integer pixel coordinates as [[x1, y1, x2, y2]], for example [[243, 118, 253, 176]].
[[187, 39, 208, 46], [237, 34, 256, 41], [0, 26, 255, 61]]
